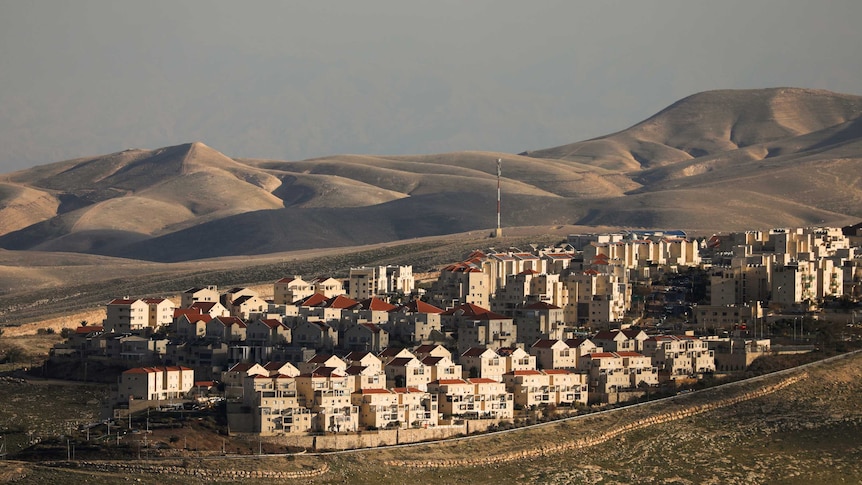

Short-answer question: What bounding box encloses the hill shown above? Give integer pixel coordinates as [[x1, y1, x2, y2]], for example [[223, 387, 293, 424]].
[[0, 88, 860, 261]]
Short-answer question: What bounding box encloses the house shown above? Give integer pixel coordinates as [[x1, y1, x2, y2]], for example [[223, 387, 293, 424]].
[[205, 316, 247, 342], [530, 339, 578, 370], [343, 351, 383, 373], [420, 355, 462, 382], [514, 301, 567, 344], [377, 347, 417, 365], [386, 300, 444, 345], [642, 335, 716, 378], [352, 388, 401, 429], [228, 294, 269, 320], [142, 298, 176, 330], [384, 356, 430, 390], [412, 344, 451, 362], [543, 369, 588, 407], [104, 298, 149, 333], [274, 276, 315, 305], [297, 354, 347, 375], [502, 369, 588, 408], [348, 265, 415, 300], [460, 347, 506, 381], [502, 370, 551, 408], [353, 297, 398, 324], [190, 301, 230, 319], [392, 387, 438, 428], [117, 366, 195, 403], [222, 362, 268, 398], [292, 321, 338, 351], [342, 323, 389, 352], [243, 374, 312, 435], [295, 367, 358, 432], [427, 378, 512, 420], [173, 312, 211, 340], [344, 364, 387, 392], [592, 329, 648, 353], [246, 318, 291, 346], [496, 347, 537, 373], [311, 277, 344, 298], [181, 286, 219, 308], [441, 303, 516, 353]]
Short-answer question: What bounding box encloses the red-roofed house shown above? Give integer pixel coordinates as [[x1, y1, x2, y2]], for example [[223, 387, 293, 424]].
[[503, 369, 587, 408], [181, 286, 219, 308], [142, 298, 176, 330], [105, 298, 148, 333], [173, 313, 212, 340], [246, 318, 291, 346], [351, 388, 400, 429], [118, 366, 194, 402], [190, 301, 230, 319], [353, 297, 398, 324], [293, 321, 338, 351], [497, 347, 537, 373], [242, 373, 312, 435], [393, 387, 438, 428], [297, 354, 347, 375], [205, 316, 247, 342], [420, 355, 462, 382], [295, 367, 357, 432], [385, 300, 444, 345], [460, 347, 506, 381], [342, 323, 389, 353], [412, 344, 451, 361], [273, 276, 315, 305], [384, 356, 430, 391], [445, 305, 516, 353]]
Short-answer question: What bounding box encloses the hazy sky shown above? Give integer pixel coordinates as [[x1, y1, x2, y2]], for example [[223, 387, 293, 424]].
[[1, 1, 860, 172]]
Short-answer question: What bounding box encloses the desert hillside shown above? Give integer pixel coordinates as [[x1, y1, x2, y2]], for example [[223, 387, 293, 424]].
[[0, 88, 860, 261]]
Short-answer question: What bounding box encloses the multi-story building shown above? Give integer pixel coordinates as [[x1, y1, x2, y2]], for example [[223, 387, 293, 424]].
[[642, 335, 715, 378], [117, 365, 194, 402]]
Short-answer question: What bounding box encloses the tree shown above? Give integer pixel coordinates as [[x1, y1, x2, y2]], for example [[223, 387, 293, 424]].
[[2, 345, 25, 364]]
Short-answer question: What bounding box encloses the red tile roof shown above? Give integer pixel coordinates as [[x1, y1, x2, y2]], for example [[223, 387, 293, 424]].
[[616, 351, 644, 357], [299, 293, 328, 307], [392, 387, 424, 394], [358, 388, 393, 395], [432, 379, 469, 386], [542, 369, 572, 375], [506, 370, 542, 376], [440, 303, 492, 317], [392, 300, 444, 314], [468, 378, 500, 384], [357, 297, 397, 312], [325, 295, 359, 309]]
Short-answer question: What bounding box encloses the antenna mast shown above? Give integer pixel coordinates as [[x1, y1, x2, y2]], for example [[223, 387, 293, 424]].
[[495, 158, 503, 238]]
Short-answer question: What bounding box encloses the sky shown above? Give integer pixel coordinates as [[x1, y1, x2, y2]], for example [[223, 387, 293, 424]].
[[1, 0, 861, 173]]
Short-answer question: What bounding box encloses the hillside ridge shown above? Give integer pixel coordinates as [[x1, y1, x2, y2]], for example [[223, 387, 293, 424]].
[[0, 87, 860, 261]]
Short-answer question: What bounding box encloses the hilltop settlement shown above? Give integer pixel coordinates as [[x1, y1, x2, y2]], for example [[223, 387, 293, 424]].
[[47, 225, 862, 444]]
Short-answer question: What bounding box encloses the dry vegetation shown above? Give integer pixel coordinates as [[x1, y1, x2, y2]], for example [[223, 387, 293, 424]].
[[2, 352, 861, 484]]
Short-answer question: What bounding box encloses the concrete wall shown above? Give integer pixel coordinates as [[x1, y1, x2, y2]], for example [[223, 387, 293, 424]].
[[252, 424, 477, 451]]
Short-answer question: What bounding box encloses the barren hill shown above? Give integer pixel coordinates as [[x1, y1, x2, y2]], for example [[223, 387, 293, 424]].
[[1, 88, 860, 261]]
